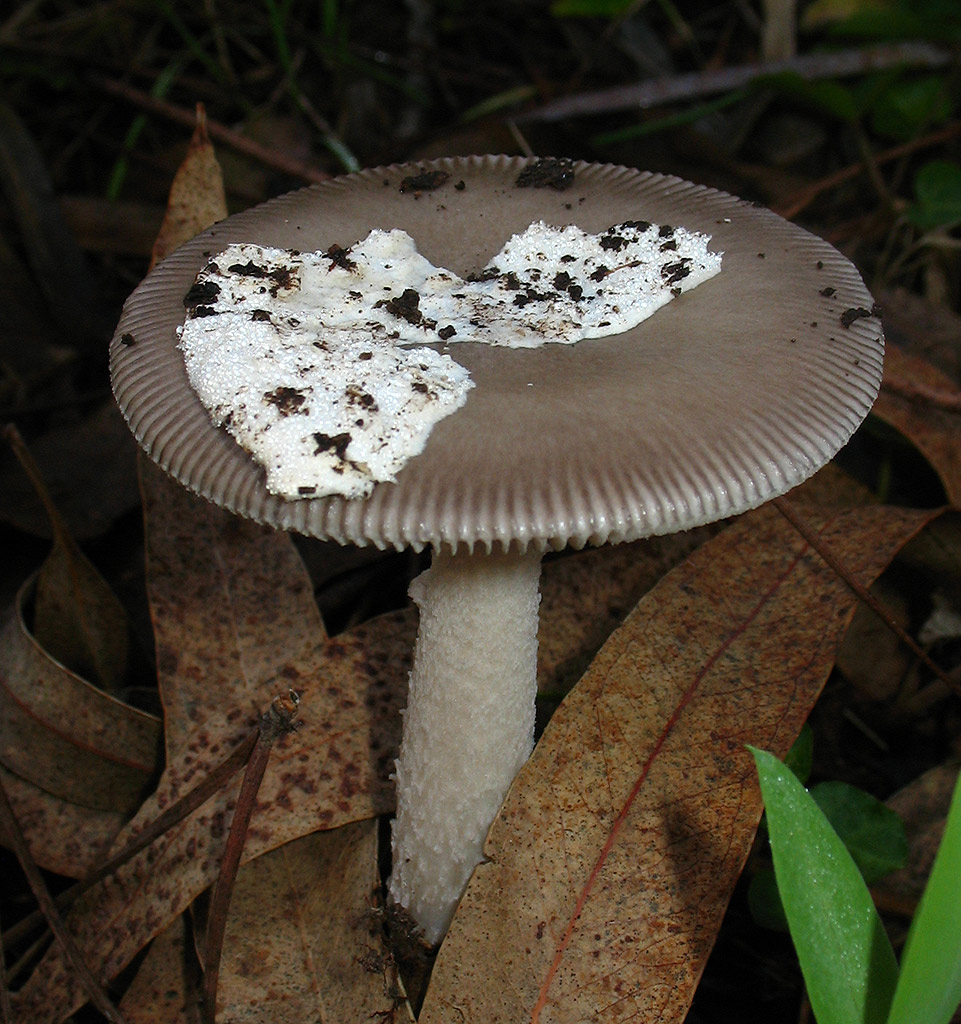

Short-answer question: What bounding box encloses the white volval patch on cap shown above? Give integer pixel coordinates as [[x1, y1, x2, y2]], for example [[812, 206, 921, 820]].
[[179, 220, 721, 499]]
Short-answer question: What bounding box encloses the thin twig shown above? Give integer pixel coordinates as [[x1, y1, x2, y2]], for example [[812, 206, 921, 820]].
[[2, 729, 258, 954], [881, 374, 961, 414], [0, 777, 128, 1023], [774, 498, 961, 700], [519, 42, 953, 123], [202, 691, 300, 1024], [774, 120, 961, 220], [92, 76, 331, 185]]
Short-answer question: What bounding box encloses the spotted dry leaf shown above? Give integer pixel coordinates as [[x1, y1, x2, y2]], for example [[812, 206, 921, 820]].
[[121, 823, 401, 1024], [11, 461, 413, 1023], [537, 530, 714, 700], [422, 503, 937, 1024], [206, 822, 400, 1023], [0, 766, 125, 878], [117, 914, 194, 1023]]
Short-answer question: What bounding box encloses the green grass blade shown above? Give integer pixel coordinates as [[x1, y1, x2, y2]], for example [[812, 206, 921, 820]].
[[886, 770, 961, 1024], [749, 747, 899, 1024]]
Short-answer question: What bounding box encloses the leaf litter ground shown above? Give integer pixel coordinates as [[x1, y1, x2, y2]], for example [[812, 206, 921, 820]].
[[4, 5, 961, 1021]]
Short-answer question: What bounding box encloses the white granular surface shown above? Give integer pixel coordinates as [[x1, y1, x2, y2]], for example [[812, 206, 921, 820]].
[[178, 220, 721, 499]]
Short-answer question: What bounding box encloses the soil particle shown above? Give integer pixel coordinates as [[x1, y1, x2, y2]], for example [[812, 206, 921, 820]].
[[840, 306, 874, 328], [183, 280, 220, 308], [377, 287, 436, 328], [312, 431, 352, 459], [515, 157, 575, 190], [325, 243, 357, 271], [660, 259, 692, 285], [264, 386, 308, 415], [400, 169, 450, 193]]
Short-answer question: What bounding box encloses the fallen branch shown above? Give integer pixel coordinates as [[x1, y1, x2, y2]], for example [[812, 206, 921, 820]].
[[92, 76, 331, 185], [774, 120, 961, 220], [519, 42, 953, 123]]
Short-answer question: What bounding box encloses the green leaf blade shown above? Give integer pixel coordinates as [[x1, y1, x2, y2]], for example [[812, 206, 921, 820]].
[[886, 771, 961, 1024], [811, 781, 908, 885], [749, 747, 899, 1024]]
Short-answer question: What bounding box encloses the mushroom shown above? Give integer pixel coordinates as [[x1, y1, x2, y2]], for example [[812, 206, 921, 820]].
[[110, 155, 883, 945]]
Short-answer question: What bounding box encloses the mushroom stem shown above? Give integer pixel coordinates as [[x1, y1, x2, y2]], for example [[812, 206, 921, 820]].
[[388, 544, 543, 944]]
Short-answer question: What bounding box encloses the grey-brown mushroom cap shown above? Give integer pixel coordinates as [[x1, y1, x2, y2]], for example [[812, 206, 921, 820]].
[[110, 155, 883, 553]]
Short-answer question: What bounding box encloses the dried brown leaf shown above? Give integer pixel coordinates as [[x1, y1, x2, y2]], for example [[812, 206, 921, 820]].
[[537, 530, 714, 699], [874, 344, 961, 505], [877, 286, 961, 383], [4, 425, 132, 694], [0, 767, 125, 878], [422, 503, 936, 1024], [0, 403, 140, 542], [117, 915, 196, 1023], [206, 823, 400, 1023], [879, 762, 961, 904], [11, 461, 412, 1023], [835, 579, 912, 701], [149, 106, 228, 271], [0, 576, 160, 817]]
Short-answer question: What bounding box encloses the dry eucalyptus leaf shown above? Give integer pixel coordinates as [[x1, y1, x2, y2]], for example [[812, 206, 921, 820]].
[[117, 915, 195, 1023], [537, 530, 713, 700], [422, 503, 936, 1024], [877, 763, 961, 905], [11, 460, 412, 1023], [149, 105, 228, 271], [0, 766, 125, 878], [0, 575, 160, 816], [3, 426, 132, 695], [877, 286, 961, 382], [206, 823, 401, 1023], [0, 403, 140, 542], [873, 344, 961, 506], [835, 579, 912, 701]]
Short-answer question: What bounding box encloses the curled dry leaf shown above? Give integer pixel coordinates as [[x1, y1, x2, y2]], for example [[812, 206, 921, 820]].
[[421, 503, 937, 1024], [4, 425, 132, 695], [11, 460, 413, 1024], [0, 576, 160, 818], [874, 344, 961, 506], [0, 767, 125, 878]]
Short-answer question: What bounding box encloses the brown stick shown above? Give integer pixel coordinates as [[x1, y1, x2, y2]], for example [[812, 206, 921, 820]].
[[520, 42, 953, 123], [201, 691, 300, 1024], [773, 120, 961, 220], [774, 498, 961, 700], [0, 776, 128, 1023], [881, 374, 961, 414], [92, 76, 331, 185]]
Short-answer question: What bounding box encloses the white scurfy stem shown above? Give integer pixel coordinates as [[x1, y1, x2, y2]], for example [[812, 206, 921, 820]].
[[388, 545, 543, 944]]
